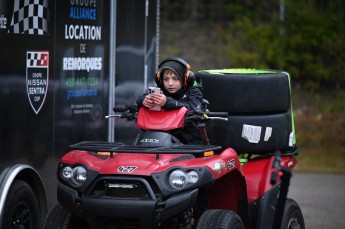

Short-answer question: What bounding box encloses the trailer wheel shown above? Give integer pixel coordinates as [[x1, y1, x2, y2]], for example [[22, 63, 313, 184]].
[[281, 198, 305, 229], [197, 209, 244, 229], [43, 204, 88, 229], [2, 180, 40, 229]]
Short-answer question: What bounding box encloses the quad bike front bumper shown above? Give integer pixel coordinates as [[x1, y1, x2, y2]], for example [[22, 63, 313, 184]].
[[57, 181, 198, 228]]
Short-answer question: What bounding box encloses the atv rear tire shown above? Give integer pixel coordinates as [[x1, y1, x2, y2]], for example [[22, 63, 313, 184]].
[[281, 198, 305, 229], [43, 204, 88, 229], [197, 209, 244, 229]]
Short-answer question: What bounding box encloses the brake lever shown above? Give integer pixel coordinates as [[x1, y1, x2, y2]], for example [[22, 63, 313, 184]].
[[105, 114, 121, 119], [207, 117, 228, 121]]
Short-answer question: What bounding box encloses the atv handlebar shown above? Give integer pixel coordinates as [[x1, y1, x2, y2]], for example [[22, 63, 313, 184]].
[[106, 105, 138, 120], [105, 114, 121, 119], [105, 106, 129, 118], [205, 111, 228, 121], [185, 110, 229, 123], [206, 111, 228, 117], [112, 105, 128, 112], [106, 105, 229, 122]]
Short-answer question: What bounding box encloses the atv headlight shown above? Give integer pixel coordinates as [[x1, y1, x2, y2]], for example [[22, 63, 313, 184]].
[[169, 170, 187, 189], [71, 166, 87, 187], [61, 166, 73, 180], [169, 169, 199, 190], [60, 165, 88, 187], [188, 170, 199, 184]]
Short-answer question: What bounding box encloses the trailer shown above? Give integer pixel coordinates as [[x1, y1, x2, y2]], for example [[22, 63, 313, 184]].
[[0, 0, 158, 228]]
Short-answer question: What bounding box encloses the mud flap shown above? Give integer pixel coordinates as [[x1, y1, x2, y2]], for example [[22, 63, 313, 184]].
[[249, 183, 280, 229]]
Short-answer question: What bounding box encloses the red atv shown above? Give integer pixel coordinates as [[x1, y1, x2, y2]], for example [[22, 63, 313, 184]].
[[44, 69, 304, 229]]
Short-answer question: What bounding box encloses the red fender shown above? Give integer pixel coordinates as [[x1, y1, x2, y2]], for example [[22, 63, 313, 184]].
[[242, 155, 297, 202]]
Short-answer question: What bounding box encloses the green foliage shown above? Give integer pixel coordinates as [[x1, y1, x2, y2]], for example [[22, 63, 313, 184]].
[[219, 1, 345, 88], [160, 0, 345, 88], [160, 0, 345, 173]]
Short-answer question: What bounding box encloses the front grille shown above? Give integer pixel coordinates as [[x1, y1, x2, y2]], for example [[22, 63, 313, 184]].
[[88, 176, 161, 200]]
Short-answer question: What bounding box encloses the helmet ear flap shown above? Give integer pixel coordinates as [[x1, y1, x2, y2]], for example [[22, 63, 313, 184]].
[[185, 71, 195, 88], [155, 70, 163, 88]]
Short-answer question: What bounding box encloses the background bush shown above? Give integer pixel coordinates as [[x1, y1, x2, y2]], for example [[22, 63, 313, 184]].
[[160, 0, 345, 89]]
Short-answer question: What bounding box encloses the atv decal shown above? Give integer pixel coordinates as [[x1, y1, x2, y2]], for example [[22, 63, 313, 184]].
[[108, 183, 135, 189], [118, 166, 137, 173], [242, 124, 262, 143], [214, 162, 221, 174], [264, 127, 273, 141], [220, 160, 227, 171], [140, 138, 160, 143], [228, 159, 235, 169]]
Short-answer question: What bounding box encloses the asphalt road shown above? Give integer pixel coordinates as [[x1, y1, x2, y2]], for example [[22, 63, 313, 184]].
[[288, 172, 345, 229]]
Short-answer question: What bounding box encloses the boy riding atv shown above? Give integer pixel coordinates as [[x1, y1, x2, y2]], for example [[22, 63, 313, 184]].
[[137, 57, 203, 145], [44, 59, 304, 229]]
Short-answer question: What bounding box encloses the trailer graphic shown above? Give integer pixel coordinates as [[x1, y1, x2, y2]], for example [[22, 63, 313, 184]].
[[26, 51, 49, 114], [0, 0, 158, 227]]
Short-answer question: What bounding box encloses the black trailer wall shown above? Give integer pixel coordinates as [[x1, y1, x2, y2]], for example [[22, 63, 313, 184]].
[[0, 0, 160, 164], [0, 0, 112, 210], [54, 0, 111, 154], [114, 0, 158, 143], [1, 0, 158, 213], [0, 0, 56, 169]]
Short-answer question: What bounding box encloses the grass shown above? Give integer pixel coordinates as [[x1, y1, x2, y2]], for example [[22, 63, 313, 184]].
[[295, 146, 345, 173], [292, 87, 345, 173]]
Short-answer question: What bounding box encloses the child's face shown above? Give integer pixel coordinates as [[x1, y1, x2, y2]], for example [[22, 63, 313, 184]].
[[163, 70, 182, 94]]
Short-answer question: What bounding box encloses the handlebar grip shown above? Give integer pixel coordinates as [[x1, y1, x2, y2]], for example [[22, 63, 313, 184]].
[[206, 111, 228, 117], [113, 105, 128, 112]]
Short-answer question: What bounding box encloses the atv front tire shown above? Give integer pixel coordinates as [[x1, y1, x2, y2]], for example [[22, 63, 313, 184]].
[[281, 198, 305, 229], [197, 209, 244, 229], [43, 204, 88, 229]]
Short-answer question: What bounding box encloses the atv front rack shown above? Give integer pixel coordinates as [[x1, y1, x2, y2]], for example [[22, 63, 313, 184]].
[[69, 141, 222, 158]]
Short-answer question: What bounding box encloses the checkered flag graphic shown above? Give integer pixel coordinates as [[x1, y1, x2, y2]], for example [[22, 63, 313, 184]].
[[8, 0, 49, 35], [27, 51, 49, 67]]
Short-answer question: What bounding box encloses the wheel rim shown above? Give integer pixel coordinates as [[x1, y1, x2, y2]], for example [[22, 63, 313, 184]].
[[288, 217, 300, 229], [11, 201, 33, 229]]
